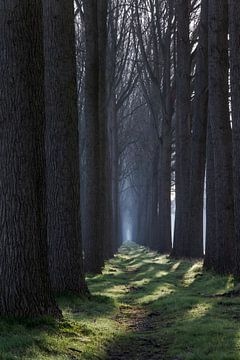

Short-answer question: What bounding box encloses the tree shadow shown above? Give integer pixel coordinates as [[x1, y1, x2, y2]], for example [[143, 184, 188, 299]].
[[102, 247, 239, 360]]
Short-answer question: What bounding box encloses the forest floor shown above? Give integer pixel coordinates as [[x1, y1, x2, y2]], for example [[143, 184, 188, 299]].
[[1, 244, 240, 360]]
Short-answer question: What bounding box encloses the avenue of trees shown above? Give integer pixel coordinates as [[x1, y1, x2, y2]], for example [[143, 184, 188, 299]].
[[0, 0, 239, 318]]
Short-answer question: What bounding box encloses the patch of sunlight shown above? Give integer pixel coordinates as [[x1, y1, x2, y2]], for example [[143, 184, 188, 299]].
[[170, 261, 181, 272], [225, 275, 235, 291], [186, 302, 212, 320], [182, 262, 203, 287], [155, 270, 169, 278], [136, 284, 175, 305], [94, 284, 128, 298], [152, 255, 169, 264], [130, 278, 150, 287]]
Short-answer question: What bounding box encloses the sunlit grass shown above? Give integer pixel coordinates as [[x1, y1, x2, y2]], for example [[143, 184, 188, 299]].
[[0, 243, 240, 359]]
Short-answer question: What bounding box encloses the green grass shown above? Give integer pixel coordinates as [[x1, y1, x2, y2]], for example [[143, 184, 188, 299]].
[[1, 243, 240, 359]]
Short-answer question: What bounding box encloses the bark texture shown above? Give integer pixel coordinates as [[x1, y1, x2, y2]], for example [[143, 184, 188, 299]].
[[172, 0, 191, 257], [43, 0, 87, 294], [204, 123, 217, 270], [0, 0, 60, 317], [229, 0, 240, 275], [83, 0, 108, 273], [208, 0, 234, 273], [186, 0, 208, 259]]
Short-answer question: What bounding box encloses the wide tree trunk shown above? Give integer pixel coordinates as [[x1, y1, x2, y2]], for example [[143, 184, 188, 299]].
[[43, 0, 88, 295], [172, 0, 191, 257], [229, 0, 240, 275], [186, 0, 208, 259], [208, 0, 234, 274], [83, 0, 108, 273], [0, 0, 60, 317]]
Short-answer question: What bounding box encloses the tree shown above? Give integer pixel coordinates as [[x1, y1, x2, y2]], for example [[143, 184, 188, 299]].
[[43, 0, 88, 294], [172, 0, 191, 257], [186, 0, 208, 259], [0, 0, 60, 317], [83, 0, 108, 273], [204, 124, 217, 270], [229, 0, 240, 275], [207, 0, 234, 274]]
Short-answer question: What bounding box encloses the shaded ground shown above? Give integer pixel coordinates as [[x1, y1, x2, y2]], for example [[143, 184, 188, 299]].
[[1, 244, 240, 359]]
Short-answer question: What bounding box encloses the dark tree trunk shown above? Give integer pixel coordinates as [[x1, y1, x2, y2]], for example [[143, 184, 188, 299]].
[[186, 0, 208, 259], [148, 147, 159, 251], [229, 0, 240, 275], [172, 0, 191, 257], [208, 0, 234, 274], [0, 0, 60, 317], [204, 123, 217, 270], [83, 0, 108, 273], [159, 134, 172, 253], [43, 0, 88, 295], [158, 2, 173, 254]]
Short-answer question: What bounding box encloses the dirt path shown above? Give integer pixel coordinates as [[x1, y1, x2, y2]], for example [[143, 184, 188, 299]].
[[105, 259, 168, 360], [106, 304, 167, 360]]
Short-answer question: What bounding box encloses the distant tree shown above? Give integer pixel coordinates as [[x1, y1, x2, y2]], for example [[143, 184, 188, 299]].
[[229, 0, 240, 275], [0, 0, 60, 317], [43, 0, 88, 294]]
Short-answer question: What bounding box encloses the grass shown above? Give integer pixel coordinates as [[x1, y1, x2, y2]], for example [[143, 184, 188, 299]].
[[1, 243, 240, 359]]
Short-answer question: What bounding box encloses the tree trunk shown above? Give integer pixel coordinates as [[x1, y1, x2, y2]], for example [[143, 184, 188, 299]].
[[208, 0, 234, 274], [43, 0, 88, 295], [159, 134, 172, 253], [186, 0, 208, 259], [204, 123, 217, 270], [0, 0, 60, 317], [83, 0, 108, 273], [158, 1, 173, 254], [172, 0, 191, 257], [229, 0, 240, 275]]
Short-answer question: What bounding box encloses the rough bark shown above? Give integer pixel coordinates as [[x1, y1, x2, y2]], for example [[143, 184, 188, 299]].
[[158, 1, 173, 254], [83, 0, 108, 273], [150, 148, 160, 251], [208, 0, 234, 274], [204, 123, 217, 270], [43, 0, 88, 295], [229, 0, 240, 275], [186, 0, 208, 259], [172, 0, 191, 257], [159, 134, 172, 253], [0, 0, 60, 317]]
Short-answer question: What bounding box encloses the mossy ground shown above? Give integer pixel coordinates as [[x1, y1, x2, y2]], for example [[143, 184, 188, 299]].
[[1, 244, 240, 359]]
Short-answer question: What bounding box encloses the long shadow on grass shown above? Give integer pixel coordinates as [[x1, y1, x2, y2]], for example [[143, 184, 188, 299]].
[[101, 245, 239, 360]]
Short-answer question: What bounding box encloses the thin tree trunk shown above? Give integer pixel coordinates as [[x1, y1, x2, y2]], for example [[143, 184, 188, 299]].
[[204, 122, 217, 270], [43, 0, 88, 295], [0, 0, 60, 317], [158, 1, 173, 254], [172, 0, 191, 257], [159, 134, 172, 253], [187, 0, 208, 259]]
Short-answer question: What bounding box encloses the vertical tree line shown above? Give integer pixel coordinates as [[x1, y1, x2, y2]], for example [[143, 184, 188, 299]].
[[1, 0, 240, 319]]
